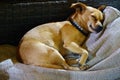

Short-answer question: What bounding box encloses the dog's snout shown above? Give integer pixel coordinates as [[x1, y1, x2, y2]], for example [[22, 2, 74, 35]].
[[95, 25, 103, 33]]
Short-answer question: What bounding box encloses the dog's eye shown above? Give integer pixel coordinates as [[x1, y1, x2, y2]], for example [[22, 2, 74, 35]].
[[91, 15, 97, 21]]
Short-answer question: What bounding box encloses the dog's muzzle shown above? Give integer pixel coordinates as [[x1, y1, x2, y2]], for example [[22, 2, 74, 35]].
[[95, 26, 103, 33], [90, 25, 103, 33]]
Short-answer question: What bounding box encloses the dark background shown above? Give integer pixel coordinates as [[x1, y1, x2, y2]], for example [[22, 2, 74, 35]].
[[0, 0, 120, 45]]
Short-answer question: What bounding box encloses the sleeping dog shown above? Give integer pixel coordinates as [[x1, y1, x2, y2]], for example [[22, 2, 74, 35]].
[[19, 2, 104, 70]]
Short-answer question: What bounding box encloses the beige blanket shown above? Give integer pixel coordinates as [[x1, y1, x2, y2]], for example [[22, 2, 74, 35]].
[[0, 6, 120, 80]]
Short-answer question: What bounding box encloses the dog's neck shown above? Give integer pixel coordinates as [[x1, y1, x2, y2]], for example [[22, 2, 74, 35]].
[[69, 18, 89, 36]]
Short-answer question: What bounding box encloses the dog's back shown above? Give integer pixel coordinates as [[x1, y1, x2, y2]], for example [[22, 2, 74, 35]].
[[21, 21, 70, 49]]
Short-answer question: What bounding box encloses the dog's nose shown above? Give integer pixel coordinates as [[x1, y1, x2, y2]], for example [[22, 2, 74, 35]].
[[95, 26, 103, 33]]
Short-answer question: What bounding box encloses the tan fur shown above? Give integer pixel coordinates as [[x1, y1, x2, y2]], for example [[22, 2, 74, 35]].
[[19, 2, 104, 70]]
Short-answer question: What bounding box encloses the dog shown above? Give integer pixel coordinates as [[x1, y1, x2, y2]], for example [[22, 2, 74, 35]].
[[18, 2, 104, 70]]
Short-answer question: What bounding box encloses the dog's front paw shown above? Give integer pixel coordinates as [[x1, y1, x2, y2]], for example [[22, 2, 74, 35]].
[[79, 64, 89, 70]]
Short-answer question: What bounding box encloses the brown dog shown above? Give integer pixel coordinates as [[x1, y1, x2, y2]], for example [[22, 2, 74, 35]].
[[19, 2, 104, 70]]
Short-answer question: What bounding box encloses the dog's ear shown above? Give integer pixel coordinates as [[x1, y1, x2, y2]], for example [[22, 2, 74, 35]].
[[70, 2, 87, 14], [98, 5, 106, 12]]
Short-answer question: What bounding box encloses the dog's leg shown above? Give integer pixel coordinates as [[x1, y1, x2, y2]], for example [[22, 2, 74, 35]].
[[20, 41, 79, 70], [45, 47, 80, 70], [63, 42, 89, 70], [36, 61, 79, 70], [37, 63, 64, 69]]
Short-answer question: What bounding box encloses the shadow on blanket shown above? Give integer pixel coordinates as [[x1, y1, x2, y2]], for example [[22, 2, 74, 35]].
[[0, 6, 120, 80]]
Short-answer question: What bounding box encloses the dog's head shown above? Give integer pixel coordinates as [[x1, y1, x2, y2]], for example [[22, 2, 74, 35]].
[[71, 2, 105, 33]]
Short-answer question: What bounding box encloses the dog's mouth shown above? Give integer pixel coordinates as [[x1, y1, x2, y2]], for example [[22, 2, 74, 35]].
[[90, 25, 103, 33]]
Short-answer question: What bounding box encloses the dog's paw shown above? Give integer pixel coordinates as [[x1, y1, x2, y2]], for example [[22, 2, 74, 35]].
[[79, 64, 89, 70], [69, 66, 80, 71]]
